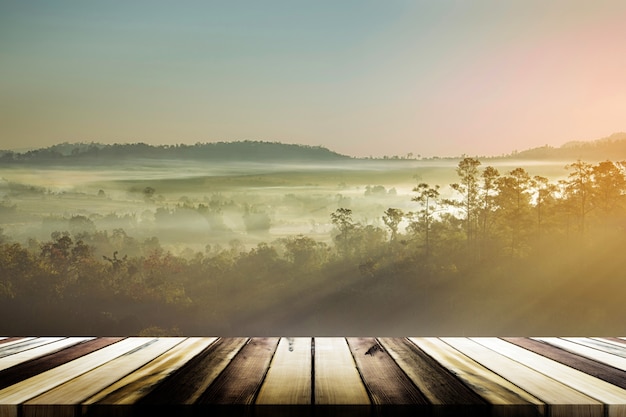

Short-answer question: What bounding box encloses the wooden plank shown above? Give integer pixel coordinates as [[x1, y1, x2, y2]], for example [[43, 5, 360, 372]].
[[535, 337, 626, 371], [0, 338, 123, 391], [255, 337, 312, 405], [345, 337, 427, 405], [566, 337, 626, 358], [379, 337, 487, 406], [0, 338, 92, 372], [472, 338, 626, 416], [0, 337, 63, 359], [0, 338, 35, 350], [408, 337, 543, 414], [23, 338, 185, 417], [197, 337, 279, 405], [601, 337, 626, 347], [139, 337, 247, 404], [504, 337, 626, 389], [0, 337, 149, 414], [83, 337, 217, 406], [443, 338, 603, 417], [313, 337, 370, 405]]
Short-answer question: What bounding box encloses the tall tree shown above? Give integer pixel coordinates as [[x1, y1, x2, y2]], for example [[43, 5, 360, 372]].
[[412, 183, 441, 258], [565, 160, 594, 234], [448, 157, 481, 249], [495, 168, 533, 256]]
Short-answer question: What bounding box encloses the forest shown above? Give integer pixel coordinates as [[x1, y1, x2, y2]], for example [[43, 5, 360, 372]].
[[1, 152, 625, 336]]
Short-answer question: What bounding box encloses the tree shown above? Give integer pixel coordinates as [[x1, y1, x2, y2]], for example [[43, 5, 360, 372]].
[[382, 208, 404, 243], [495, 168, 533, 256], [532, 175, 558, 239], [411, 183, 441, 258], [565, 160, 594, 234], [447, 157, 481, 248], [331, 208, 356, 257], [591, 160, 626, 228]]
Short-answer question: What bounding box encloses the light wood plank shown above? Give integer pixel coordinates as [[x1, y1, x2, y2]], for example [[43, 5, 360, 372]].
[[198, 337, 279, 404], [0, 337, 63, 359], [443, 338, 603, 417], [255, 337, 312, 405], [472, 338, 626, 416], [0, 338, 150, 416], [535, 338, 626, 371], [566, 338, 626, 358], [379, 337, 487, 406], [0, 338, 29, 347], [313, 337, 370, 405], [83, 337, 217, 406], [596, 338, 626, 348], [346, 337, 428, 405], [139, 337, 247, 404], [504, 337, 626, 389], [23, 338, 185, 416], [0, 338, 123, 391], [409, 337, 544, 411], [0, 338, 35, 350], [0, 338, 92, 371]]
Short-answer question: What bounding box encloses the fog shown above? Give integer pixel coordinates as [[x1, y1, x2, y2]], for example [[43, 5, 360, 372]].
[[1, 157, 624, 336]]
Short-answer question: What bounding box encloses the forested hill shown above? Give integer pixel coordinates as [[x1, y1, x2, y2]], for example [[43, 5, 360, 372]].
[[511, 132, 626, 160], [0, 141, 350, 164]]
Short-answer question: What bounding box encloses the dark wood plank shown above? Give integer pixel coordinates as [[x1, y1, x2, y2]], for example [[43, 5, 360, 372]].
[[379, 337, 487, 406], [504, 337, 626, 389], [139, 337, 247, 404], [0, 337, 123, 390], [255, 337, 312, 405], [345, 337, 427, 405], [197, 337, 279, 405]]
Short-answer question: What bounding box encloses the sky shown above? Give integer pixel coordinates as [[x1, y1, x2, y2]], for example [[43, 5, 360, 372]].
[[1, 0, 625, 158]]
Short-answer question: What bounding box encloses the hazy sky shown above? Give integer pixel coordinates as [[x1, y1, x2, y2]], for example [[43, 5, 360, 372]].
[[1, 1, 625, 157]]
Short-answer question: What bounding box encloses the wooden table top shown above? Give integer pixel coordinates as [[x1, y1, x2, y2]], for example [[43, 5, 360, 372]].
[[0, 336, 625, 416]]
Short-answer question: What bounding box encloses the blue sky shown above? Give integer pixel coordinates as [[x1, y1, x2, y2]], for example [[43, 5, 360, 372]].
[[1, 1, 625, 157]]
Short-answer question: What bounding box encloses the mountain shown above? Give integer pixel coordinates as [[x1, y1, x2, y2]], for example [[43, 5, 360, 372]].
[[0, 141, 350, 164], [512, 132, 626, 160]]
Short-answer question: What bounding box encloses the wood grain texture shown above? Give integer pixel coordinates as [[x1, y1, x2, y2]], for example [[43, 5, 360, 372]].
[[255, 337, 312, 405], [24, 338, 184, 416], [0, 338, 92, 372], [409, 337, 544, 411], [139, 337, 247, 404], [313, 338, 370, 405], [472, 337, 626, 416], [504, 337, 626, 389], [379, 337, 487, 406], [443, 337, 603, 417], [345, 337, 427, 405], [566, 337, 626, 358], [0, 338, 63, 359], [0, 339, 26, 347], [535, 337, 626, 371], [198, 337, 279, 405], [0, 338, 149, 414], [83, 337, 216, 406]]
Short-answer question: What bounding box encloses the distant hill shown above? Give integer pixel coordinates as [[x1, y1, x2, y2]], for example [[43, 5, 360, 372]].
[[512, 132, 626, 161], [0, 141, 350, 164]]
